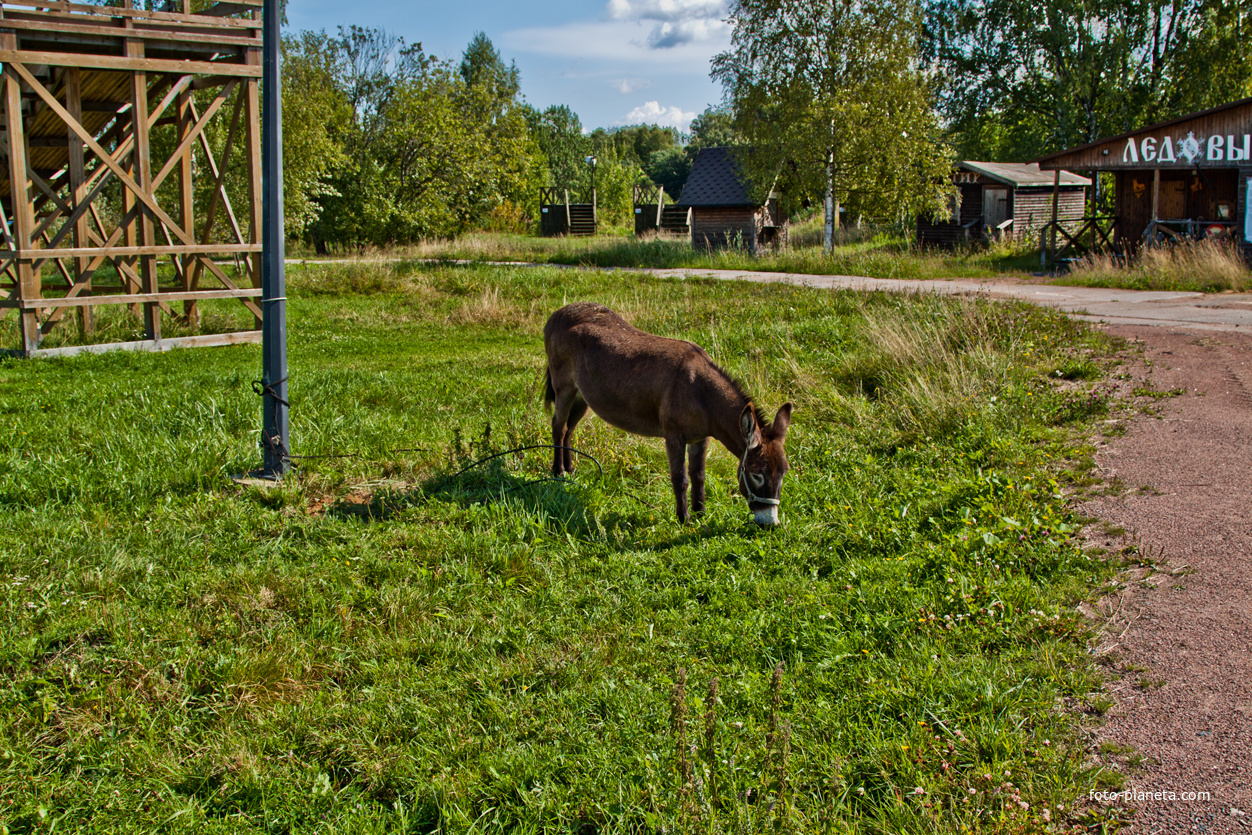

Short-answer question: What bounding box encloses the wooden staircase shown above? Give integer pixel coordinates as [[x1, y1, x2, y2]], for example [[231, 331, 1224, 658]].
[[659, 204, 691, 237], [567, 203, 596, 236], [538, 186, 597, 237], [633, 183, 689, 238]]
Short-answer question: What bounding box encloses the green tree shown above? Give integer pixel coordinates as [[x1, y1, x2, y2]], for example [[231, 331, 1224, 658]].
[[713, 0, 953, 250], [589, 124, 680, 170], [589, 150, 646, 230], [688, 106, 738, 150], [924, 0, 1252, 160], [281, 30, 350, 238], [641, 107, 738, 200], [525, 104, 591, 188], [305, 27, 543, 246], [645, 146, 690, 200], [456, 32, 544, 226], [459, 31, 521, 122]]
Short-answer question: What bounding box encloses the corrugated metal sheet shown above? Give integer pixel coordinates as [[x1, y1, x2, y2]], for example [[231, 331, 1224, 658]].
[[960, 161, 1090, 188]]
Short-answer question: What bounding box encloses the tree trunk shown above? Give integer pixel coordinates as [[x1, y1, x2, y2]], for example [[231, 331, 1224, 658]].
[[824, 154, 836, 253]]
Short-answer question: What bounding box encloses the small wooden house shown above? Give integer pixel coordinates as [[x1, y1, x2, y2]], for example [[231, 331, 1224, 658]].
[[917, 162, 1090, 247], [1036, 97, 1252, 262], [677, 147, 786, 253]]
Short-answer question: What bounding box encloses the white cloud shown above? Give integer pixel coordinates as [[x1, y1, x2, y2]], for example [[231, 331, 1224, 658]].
[[606, 0, 729, 49], [615, 77, 652, 94], [647, 19, 724, 48], [607, 0, 727, 23], [503, 20, 728, 67], [618, 100, 697, 130]]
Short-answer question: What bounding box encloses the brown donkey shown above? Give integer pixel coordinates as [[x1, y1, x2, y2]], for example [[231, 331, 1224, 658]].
[[543, 302, 793, 526]]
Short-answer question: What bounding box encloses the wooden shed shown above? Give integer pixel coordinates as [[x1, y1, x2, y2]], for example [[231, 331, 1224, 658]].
[[917, 162, 1089, 247], [677, 147, 786, 253], [1036, 97, 1252, 263]]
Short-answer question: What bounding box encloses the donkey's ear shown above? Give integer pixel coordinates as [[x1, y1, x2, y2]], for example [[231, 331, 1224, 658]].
[[772, 402, 794, 438], [739, 403, 761, 450]]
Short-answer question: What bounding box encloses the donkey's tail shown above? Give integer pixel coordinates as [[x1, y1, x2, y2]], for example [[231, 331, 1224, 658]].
[[542, 364, 555, 414]]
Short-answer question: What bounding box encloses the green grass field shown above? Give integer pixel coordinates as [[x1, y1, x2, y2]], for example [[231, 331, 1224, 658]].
[[0, 261, 1128, 833], [357, 217, 1047, 283], [309, 213, 1252, 293]]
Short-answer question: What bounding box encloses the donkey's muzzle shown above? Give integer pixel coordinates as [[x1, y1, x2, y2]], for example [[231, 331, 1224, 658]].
[[752, 506, 781, 527]]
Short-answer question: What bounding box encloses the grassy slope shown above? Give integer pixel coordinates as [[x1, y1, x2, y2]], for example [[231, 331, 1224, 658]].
[[327, 213, 1251, 292], [363, 220, 1045, 283], [0, 262, 1125, 833]]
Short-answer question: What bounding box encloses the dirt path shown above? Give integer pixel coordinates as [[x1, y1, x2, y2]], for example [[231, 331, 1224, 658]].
[[1076, 326, 1252, 833]]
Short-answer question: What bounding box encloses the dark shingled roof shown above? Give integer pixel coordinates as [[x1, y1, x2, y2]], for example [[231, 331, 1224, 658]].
[[677, 147, 754, 207]]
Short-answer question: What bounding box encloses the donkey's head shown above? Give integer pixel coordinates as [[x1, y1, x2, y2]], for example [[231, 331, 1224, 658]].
[[737, 402, 793, 527]]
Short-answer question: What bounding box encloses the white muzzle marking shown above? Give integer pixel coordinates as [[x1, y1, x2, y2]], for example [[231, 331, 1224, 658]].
[[753, 507, 780, 527]]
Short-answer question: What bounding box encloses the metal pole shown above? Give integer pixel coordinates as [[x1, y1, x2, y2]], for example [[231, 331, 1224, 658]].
[[257, 0, 288, 478]]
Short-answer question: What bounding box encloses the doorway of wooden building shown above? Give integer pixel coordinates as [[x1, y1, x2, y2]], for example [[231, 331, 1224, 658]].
[[983, 187, 1010, 231]]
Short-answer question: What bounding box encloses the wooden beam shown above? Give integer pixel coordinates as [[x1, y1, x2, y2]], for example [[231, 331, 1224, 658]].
[[15, 243, 262, 258], [150, 79, 235, 192], [6, 287, 262, 310], [6, 63, 222, 262], [0, 0, 262, 30], [242, 67, 261, 300], [0, 50, 261, 77], [24, 330, 263, 359], [127, 35, 160, 340], [3, 35, 42, 355], [178, 86, 196, 324], [0, 17, 261, 48], [187, 91, 245, 293], [199, 1, 262, 17]]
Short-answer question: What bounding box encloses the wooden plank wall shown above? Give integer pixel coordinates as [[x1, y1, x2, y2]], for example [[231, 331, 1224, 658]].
[[917, 183, 984, 247], [919, 183, 1086, 247], [691, 206, 758, 251], [1013, 188, 1086, 239]]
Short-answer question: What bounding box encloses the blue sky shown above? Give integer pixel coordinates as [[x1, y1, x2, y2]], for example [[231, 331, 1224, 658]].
[[284, 0, 731, 134]]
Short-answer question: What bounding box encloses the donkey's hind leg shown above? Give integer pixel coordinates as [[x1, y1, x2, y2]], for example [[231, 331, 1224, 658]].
[[687, 438, 709, 518], [561, 398, 589, 473], [549, 386, 584, 476], [665, 436, 690, 523]]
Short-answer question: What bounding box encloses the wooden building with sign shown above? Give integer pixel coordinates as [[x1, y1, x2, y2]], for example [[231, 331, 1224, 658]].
[[678, 147, 786, 253], [1036, 97, 1252, 264], [917, 161, 1090, 247]]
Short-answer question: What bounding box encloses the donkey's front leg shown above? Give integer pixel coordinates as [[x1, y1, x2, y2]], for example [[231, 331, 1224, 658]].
[[665, 436, 690, 523], [687, 438, 708, 518]]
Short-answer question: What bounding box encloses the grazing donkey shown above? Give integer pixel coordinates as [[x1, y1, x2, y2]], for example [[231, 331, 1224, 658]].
[[543, 302, 793, 526]]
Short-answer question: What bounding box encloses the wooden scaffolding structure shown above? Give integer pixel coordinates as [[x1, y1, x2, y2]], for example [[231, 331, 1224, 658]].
[[0, 0, 264, 357]]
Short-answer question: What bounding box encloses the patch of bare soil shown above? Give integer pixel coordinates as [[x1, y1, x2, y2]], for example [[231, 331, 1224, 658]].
[[1078, 326, 1252, 833]]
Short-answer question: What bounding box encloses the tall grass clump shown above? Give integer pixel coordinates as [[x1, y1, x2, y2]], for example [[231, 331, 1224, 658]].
[[1066, 238, 1251, 292], [0, 262, 1127, 833]]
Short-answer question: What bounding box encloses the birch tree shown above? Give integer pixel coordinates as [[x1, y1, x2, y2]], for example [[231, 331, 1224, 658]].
[[713, 0, 952, 250]]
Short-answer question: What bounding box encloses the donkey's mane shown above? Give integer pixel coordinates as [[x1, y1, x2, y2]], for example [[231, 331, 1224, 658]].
[[708, 359, 769, 428]]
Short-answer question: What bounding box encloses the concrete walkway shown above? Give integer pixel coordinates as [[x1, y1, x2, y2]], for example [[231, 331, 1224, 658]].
[[288, 257, 1252, 332], [644, 268, 1252, 332]]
